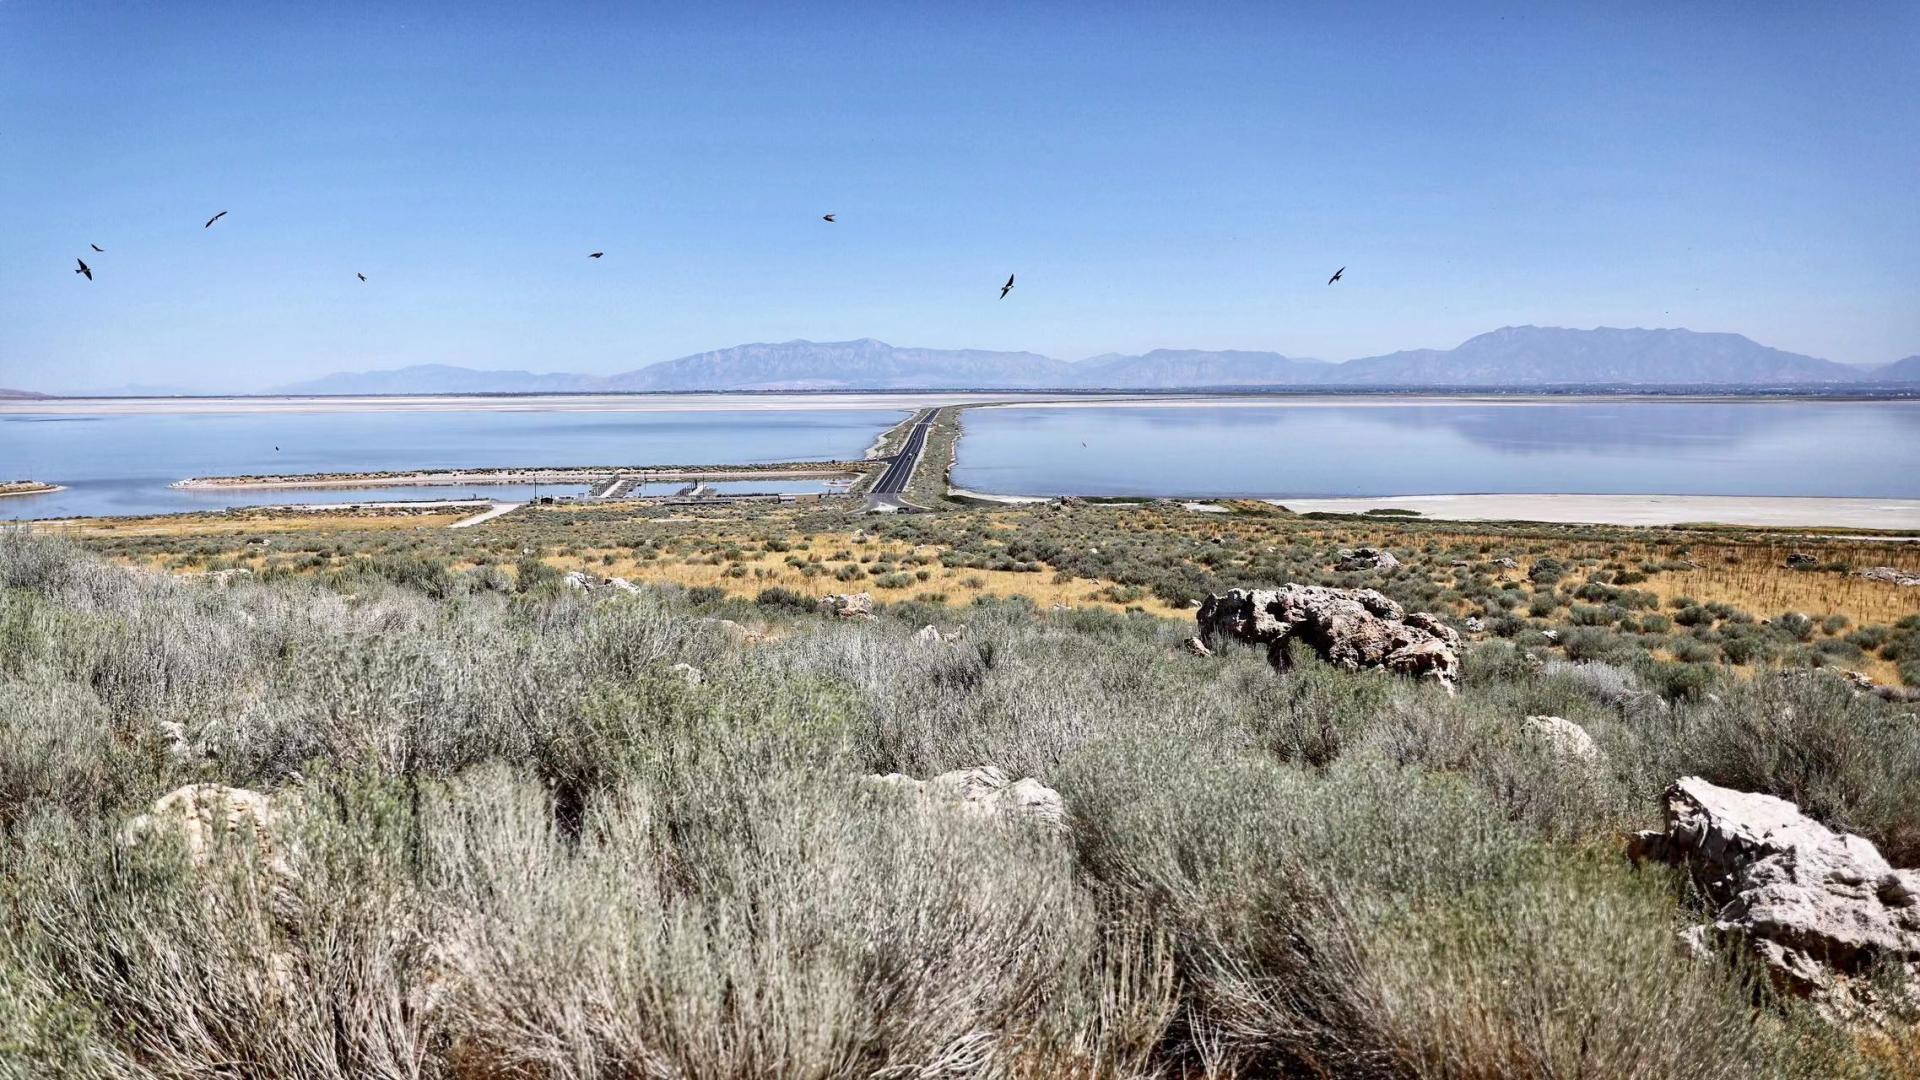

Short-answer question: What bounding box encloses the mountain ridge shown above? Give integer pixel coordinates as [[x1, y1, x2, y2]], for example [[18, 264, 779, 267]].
[[27, 327, 1919, 396]]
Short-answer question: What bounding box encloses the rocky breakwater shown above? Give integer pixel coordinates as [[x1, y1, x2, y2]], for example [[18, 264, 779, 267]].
[[1197, 585, 1462, 692]]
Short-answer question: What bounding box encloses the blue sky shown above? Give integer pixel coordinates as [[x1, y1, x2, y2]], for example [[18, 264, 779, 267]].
[[2, 3, 1915, 391]]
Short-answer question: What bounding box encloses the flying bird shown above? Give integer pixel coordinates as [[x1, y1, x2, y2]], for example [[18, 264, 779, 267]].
[[588, 252, 604, 259], [822, 213, 836, 222], [90, 244, 104, 252], [1327, 266, 1345, 285], [999, 273, 1015, 299], [357, 272, 366, 282], [204, 210, 227, 228], [75, 258, 92, 281]]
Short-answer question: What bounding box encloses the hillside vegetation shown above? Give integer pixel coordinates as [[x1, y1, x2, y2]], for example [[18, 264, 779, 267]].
[[3, 526, 1919, 1077]]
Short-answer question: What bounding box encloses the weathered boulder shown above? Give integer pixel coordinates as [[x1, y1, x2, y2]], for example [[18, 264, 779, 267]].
[[701, 617, 764, 644], [1463, 616, 1485, 634], [868, 766, 1067, 831], [912, 624, 944, 645], [122, 785, 298, 914], [1334, 547, 1401, 572], [670, 662, 704, 687], [1784, 552, 1819, 569], [1197, 585, 1462, 691], [1520, 715, 1600, 763], [817, 592, 875, 619], [1494, 557, 1521, 570], [1855, 566, 1920, 587], [604, 576, 642, 594], [562, 570, 595, 591], [1182, 636, 1213, 657], [155, 720, 195, 766], [1628, 777, 1920, 1019]]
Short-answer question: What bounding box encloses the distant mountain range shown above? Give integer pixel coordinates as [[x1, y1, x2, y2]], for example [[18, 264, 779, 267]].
[[1879, 355, 1920, 383], [0, 387, 50, 399], [14, 327, 1918, 398]]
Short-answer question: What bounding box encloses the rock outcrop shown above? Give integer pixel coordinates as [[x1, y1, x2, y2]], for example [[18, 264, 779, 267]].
[[1784, 552, 1819, 569], [867, 766, 1067, 831], [1855, 566, 1920, 588], [817, 592, 875, 619], [1197, 585, 1462, 692], [1334, 547, 1401, 572], [122, 784, 299, 915], [1629, 777, 1920, 1019], [1520, 715, 1600, 763]]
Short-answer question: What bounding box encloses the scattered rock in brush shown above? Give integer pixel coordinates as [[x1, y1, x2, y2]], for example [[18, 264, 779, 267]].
[[701, 617, 764, 645], [817, 592, 875, 619], [1334, 547, 1401, 572], [1183, 635, 1213, 657], [122, 784, 299, 917], [1196, 585, 1462, 692], [1784, 552, 1819, 569], [604, 576, 642, 595], [562, 570, 595, 591], [671, 662, 704, 687], [1841, 670, 1877, 693], [1541, 629, 1561, 643], [1464, 616, 1485, 634], [1855, 566, 1920, 587], [155, 720, 195, 766], [185, 567, 253, 581], [1628, 776, 1920, 1023], [1520, 715, 1601, 763], [912, 624, 944, 645], [1494, 557, 1521, 570], [867, 766, 1067, 831]]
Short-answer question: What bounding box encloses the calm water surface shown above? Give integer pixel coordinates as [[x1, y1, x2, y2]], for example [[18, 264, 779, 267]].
[[950, 401, 1920, 499], [1, 408, 901, 519]]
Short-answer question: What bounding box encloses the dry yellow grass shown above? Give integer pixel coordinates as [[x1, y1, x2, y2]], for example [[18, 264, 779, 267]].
[[549, 533, 1158, 617]]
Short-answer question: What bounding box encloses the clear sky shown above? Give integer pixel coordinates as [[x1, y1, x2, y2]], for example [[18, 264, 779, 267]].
[[2, 3, 1915, 391]]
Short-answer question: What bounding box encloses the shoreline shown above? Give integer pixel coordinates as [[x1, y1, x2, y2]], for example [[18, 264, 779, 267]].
[[1269, 493, 1920, 531], [945, 485, 1920, 530], [0, 483, 64, 499], [7, 390, 1916, 417], [174, 463, 867, 492]]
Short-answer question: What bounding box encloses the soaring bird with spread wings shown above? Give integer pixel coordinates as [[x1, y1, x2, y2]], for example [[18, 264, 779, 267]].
[[1327, 266, 1345, 285], [822, 213, 836, 222], [75, 258, 92, 281], [204, 210, 228, 229], [999, 273, 1015, 299]]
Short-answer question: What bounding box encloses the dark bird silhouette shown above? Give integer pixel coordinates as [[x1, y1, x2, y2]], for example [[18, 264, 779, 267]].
[[588, 252, 604, 259], [204, 210, 228, 229], [1327, 266, 1345, 285], [90, 244, 104, 252], [75, 258, 92, 281], [999, 273, 1015, 299], [357, 273, 366, 282], [822, 213, 836, 222]]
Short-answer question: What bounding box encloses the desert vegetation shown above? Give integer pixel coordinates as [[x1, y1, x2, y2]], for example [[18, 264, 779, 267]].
[[2, 525, 1918, 1077]]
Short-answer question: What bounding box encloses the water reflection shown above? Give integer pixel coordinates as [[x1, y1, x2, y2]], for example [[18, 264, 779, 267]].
[[953, 402, 1920, 498]]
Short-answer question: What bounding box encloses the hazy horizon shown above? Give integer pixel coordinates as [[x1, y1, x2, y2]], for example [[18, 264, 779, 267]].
[[4, 4, 1916, 392]]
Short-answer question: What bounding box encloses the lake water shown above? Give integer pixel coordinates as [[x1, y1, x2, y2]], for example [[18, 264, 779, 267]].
[[7, 398, 1918, 520], [949, 401, 1920, 499], [1, 407, 901, 519]]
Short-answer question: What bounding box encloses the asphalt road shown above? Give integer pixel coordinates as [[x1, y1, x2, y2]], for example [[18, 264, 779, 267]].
[[870, 417, 932, 497]]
